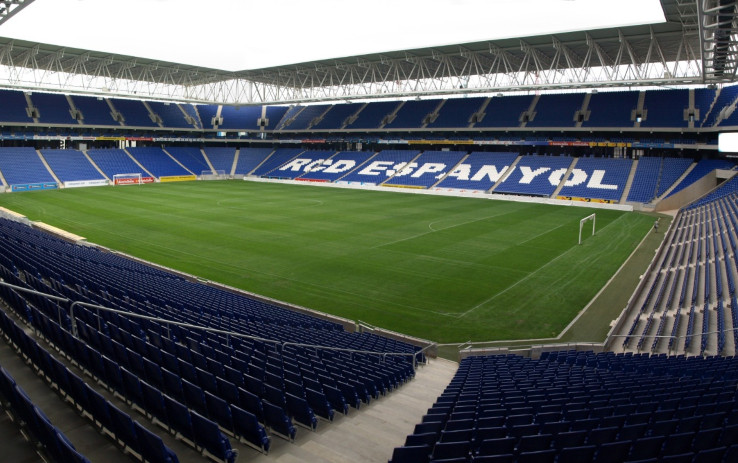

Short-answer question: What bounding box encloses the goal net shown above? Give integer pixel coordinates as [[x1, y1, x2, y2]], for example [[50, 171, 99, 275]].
[[201, 169, 227, 180], [579, 213, 596, 245], [113, 173, 142, 185]]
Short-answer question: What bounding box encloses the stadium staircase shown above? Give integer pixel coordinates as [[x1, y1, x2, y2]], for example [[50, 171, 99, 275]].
[[487, 155, 522, 193], [654, 163, 697, 205], [379, 101, 404, 129], [550, 157, 578, 198], [420, 100, 445, 129], [575, 93, 592, 128], [619, 159, 639, 204], [66, 94, 84, 125], [229, 149, 240, 177], [430, 154, 469, 189], [634, 91, 647, 127], [123, 149, 155, 179], [379, 152, 424, 186], [36, 150, 62, 186], [162, 148, 196, 176], [199, 149, 217, 174], [82, 150, 110, 181]]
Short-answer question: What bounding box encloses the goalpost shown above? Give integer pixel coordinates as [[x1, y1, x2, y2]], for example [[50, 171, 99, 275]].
[[579, 213, 596, 245], [201, 169, 227, 180], [112, 173, 142, 185]]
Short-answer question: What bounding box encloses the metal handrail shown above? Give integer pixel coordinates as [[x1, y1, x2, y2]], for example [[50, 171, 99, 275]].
[[0, 279, 427, 369]]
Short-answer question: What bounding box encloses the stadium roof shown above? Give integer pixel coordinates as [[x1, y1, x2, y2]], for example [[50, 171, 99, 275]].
[[0, 0, 734, 104]]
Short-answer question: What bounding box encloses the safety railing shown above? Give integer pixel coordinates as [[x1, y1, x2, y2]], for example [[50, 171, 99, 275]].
[[0, 279, 430, 370]]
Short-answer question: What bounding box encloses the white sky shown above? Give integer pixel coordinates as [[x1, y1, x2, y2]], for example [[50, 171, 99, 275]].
[[0, 0, 666, 72]]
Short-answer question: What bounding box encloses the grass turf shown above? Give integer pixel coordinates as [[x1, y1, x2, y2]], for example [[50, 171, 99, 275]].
[[0, 180, 655, 343]]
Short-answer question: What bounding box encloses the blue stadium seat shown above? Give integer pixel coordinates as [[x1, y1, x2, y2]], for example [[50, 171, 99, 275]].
[[163, 395, 194, 443], [230, 404, 270, 453], [190, 410, 237, 463], [286, 392, 318, 430], [263, 400, 296, 441], [133, 421, 179, 463]]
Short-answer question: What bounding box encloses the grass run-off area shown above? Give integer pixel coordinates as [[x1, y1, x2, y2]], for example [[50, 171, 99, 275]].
[[0, 180, 656, 344]]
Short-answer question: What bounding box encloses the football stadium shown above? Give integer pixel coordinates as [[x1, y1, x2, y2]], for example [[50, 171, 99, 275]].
[[1, 0, 738, 462]]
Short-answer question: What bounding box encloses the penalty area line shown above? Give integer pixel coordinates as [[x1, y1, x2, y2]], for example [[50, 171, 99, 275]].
[[456, 214, 626, 319]]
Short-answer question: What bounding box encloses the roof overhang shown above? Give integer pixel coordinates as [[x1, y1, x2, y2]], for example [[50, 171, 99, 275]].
[[0, 0, 734, 104]]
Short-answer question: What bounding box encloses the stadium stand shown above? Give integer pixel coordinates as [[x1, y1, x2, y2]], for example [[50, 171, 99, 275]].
[[384, 99, 441, 129], [655, 157, 695, 198], [667, 159, 735, 198], [40, 149, 106, 183], [338, 150, 420, 185], [268, 150, 337, 180], [219, 105, 262, 131], [0, 89, 34, 123], [627, 157, 662, 203], [71, 95, 119, 126], [86, 148, 149, 179], [436, 151, 519, 191], [703, 85, 738, 128], [0, 147, 56, 186], [640, 89, 690, 128], [165, 146, 211, 175], [299, 151, 375, 182], [147, 102, 196, 129], [126, 147, 192, 177], [0, 361, 95, 463], [263, 106, 291, 131], [0, 215, 420, 459], [582, 91, 640, 127], [30, 92, 77, 125], [694, 88, 717, 125], [109, 98, 158, 127], [556, 157, 632, 202], [618, 175, 738, 356], [251, 148, 305, 177], [526, 93, 584, 127], [311, 103, 364, 130], [180, 104, 203, 129], [426, 97, 487, 129], [495, 154, 573, 197], [390, 352, 738, 463], [196, 105, 220, 129], [234, 147, 274, 175], [345, 101, 401, 130], [280, 104, 329, 131], [202, 147, 237, 174], [474, 95, 534, 128], [274, 106, 303, 130], [384, 151, 467, 188]]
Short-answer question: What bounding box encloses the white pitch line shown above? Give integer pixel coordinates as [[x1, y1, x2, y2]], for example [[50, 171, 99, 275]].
[[457, 214, 626, 319], [373, 209, 518, 250]]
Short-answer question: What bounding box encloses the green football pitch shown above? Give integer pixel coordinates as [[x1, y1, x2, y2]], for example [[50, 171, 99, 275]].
[[0, 181, 655, 343]]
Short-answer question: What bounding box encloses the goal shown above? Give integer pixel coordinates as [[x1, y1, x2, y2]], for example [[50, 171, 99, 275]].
[[113, 173, 142, 185], [578, 213, 596, 245], [201, 169, 228, 180]]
